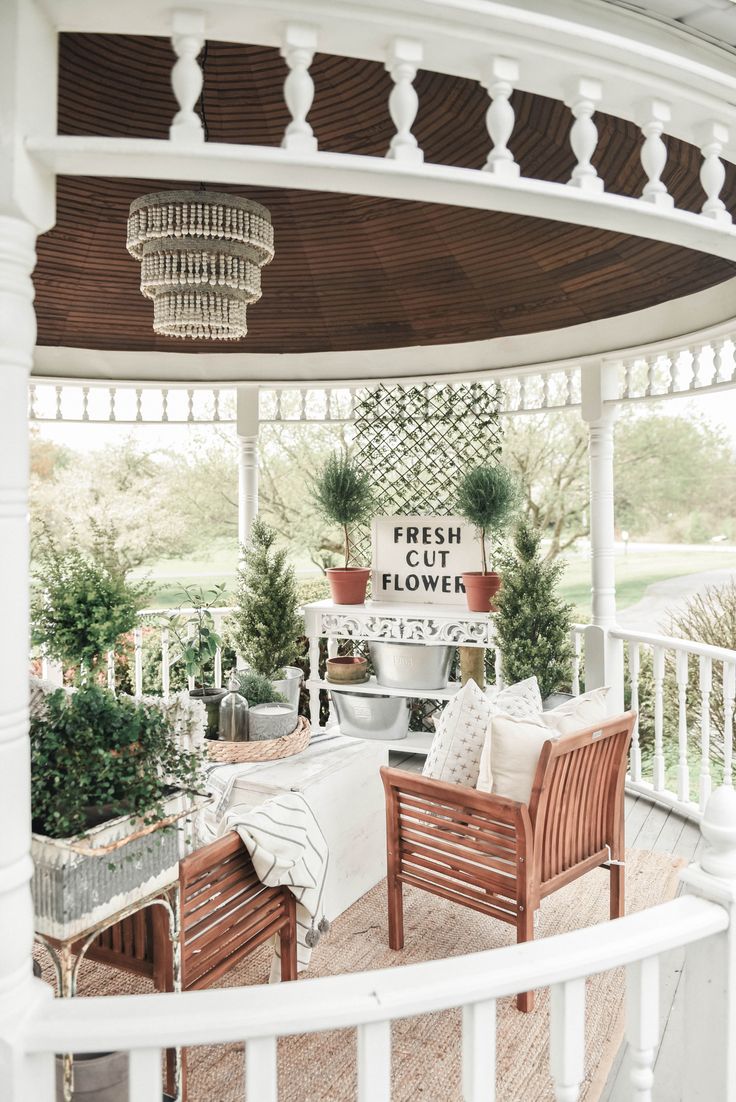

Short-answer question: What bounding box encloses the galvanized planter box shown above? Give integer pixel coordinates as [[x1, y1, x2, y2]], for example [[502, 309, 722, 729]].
[[32, 790, 201, 941]]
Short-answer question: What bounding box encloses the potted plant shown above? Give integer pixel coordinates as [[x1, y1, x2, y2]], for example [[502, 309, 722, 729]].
[[30, 684, 204, 941], [456, 464, 519, 612], [31, 521, 150, 682], [233, 669, 295, 742], [169, 582, 228, 737], [312, 453, 374, 604], [228, 519, 304, 709]]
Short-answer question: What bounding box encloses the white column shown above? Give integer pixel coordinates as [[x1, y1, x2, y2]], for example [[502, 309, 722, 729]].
[[236, 385, 259, 547], [581, 362, 623, 711], [681, 786, 736, 1100]]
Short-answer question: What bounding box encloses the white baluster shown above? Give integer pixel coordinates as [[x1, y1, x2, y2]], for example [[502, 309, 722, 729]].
[[644, 357, 656, 398], [325, 389, 332, 420], [187, 388, 194, 422], [629, 641, 641, 782], [214, 644, 222, 689], [700, 655, 713, 810], [639, 99, 673, 208], [187, 621, 195, 692], [494, 646, 504, 690], [275, 390, 283, 421], [308, 633, 321, 728], [245, 1036, 278, 1102], [106, 650, 115, 693], [723, 661, 735, 788], [626, 956, 659, 1101], [570, 630, 581, 697], [565, 368, 574, 406], [665, 355, 676, 395], [518, 377, 527, 411], [698, 121, 731, 225], [623, 360, 633, 399], [357, 1021, 391, 1102], [690, 347, 701, 389], [550, 978, 586, 1102], [386, 38, 423, 164], [281, 24, 318, 154], [134, 628, 143, 699], [462, 999, 496, 1101], [675, 650, 690, 803], [108, 386, 115, 421], [213, 387, 220, 422], [482, 57, 519, 180], [161, 388, 169, 422], [82, 385, 89, 421], [135, 387, 143, 422], [300, 388, 308, 421], [28, 383, 36, 420], [128, 1049, 162, 1102], [714, 339, 729, 383], [161, 627, 170, 701], [55, 384, 62, 420], [652, 646, 665, 791], [566, 78, 603, 192], [169, 10, 205, 144], [541, 374, 550, 409]]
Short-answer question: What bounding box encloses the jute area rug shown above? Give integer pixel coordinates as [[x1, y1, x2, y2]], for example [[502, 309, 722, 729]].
[[38, 848, 682, 1102]]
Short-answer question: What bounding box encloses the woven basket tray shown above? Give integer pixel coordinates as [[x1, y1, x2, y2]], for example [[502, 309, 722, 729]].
[[206, 716, 311, 764]]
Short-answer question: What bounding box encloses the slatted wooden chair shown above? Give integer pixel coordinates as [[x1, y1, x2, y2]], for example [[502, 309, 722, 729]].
[[85, 831, 297, 1096], [381, 711, 636, 1011]]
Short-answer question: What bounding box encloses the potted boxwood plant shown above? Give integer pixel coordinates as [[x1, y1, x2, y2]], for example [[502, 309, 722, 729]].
[[169, 582, 228, 737], [31, 521, 150, 683], [228, 519, 304, 717], [312, 453, 374, 604], [30, 683, 204, 941], [456, 464, 519, 612]]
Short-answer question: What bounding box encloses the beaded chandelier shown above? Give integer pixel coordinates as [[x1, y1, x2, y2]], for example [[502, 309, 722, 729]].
[[126, 190, 274, 340]]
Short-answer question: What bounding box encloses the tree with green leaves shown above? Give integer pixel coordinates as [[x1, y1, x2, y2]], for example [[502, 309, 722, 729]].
[[494, 521, 573, 698], [228, 518, 303, 678], [456, 464, 519, 574], [312, 453, 374, 567]]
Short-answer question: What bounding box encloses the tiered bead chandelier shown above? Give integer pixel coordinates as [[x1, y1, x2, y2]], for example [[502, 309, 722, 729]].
[[126, 190, 274, 340]]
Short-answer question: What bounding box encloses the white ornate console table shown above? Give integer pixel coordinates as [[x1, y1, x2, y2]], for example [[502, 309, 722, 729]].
[[302, 600, 497, 755]]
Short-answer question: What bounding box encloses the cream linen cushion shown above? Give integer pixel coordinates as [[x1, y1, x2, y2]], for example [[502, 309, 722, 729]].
[[476, 676, 545, 794], [476, 687, 610, 802], [422, 678, 493, 787]]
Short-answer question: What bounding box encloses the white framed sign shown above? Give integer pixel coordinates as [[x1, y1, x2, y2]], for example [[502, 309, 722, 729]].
[[371, 515, 479, 605]]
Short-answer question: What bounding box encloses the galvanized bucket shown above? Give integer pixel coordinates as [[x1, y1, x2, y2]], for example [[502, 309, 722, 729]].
[[369, 641, 454, 690], [32, 790, 206, 941], [331, 691, 409, 741]]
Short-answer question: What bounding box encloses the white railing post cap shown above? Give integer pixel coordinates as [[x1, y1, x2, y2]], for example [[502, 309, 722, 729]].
[[282, 22, 318, 53], [700, 786, 736, 880], [387, 37, 423, 67], [484, 55, 519, 86], [172, 9, 206, 37]]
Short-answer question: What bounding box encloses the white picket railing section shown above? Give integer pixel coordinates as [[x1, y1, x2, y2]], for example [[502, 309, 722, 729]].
[[571, 624, 736, 822], [15, 838, 736, 1101]]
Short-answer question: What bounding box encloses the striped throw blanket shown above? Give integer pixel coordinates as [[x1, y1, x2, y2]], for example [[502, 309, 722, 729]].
[[218, 791, 330, 982]]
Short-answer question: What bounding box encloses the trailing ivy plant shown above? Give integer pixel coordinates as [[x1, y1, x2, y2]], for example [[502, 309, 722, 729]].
[[494, 521, 573, 699], [312, 453, 374, 567], [30, 685, 203, 839], [228, 519, 302, 679], [456, 464, 519, 574], [31, 521, 150, 676]]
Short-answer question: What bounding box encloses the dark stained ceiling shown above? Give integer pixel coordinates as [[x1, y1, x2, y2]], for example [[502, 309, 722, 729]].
[[34, 33, 736, 355]]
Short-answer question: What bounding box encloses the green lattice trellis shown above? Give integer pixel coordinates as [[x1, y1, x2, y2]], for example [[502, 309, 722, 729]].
[[351, 381, 504, 565]]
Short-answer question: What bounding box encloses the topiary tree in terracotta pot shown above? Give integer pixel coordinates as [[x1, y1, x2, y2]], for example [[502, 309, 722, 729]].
[[456, 464, 519, 612], [312, 453, 374, 604]]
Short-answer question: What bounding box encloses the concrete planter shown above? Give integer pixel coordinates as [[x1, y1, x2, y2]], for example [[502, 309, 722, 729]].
[[248, 702, 299, 741], [55, 1053, 128, 1101]]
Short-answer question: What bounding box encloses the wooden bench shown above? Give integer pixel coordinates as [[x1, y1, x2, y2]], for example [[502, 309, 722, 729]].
[[381, 711, 636, 1011]]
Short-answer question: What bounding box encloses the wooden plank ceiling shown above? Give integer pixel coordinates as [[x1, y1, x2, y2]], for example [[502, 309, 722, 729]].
[[34, 33, 736, 355]]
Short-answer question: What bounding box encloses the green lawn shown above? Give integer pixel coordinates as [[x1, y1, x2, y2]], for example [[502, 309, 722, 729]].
[[134, 542, 736, 614]]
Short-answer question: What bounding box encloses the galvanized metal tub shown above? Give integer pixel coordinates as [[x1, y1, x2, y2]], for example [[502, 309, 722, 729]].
[[369, 641, 454, 690], [32, 790, 206, 941], [331, 691, 409, 741]]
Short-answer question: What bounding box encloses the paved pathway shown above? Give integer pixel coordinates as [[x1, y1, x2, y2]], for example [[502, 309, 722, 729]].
[[616, 567, 736, 632]]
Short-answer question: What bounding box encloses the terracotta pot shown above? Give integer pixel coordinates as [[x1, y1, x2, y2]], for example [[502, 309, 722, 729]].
[[326, 655, 369, 684], [326, 567, 371, 605], [461, 571, 502, 613]]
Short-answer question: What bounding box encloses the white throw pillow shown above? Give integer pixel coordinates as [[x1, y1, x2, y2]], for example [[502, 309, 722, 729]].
[[476, 676, 545, 794], [542, 687, 609, 735], [422, 679, 493, 787], [476, 687, 611, 802]]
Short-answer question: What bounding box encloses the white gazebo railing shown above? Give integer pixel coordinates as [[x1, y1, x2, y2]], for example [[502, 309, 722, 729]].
[[14, 791, 736, 1101], [572, 624, 736, 823]]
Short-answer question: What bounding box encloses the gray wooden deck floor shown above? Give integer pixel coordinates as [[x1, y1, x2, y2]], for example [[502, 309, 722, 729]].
[[388, 751, 704, 1102]]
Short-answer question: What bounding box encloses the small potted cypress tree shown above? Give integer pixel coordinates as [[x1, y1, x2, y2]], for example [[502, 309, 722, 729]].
[[456, 464, 518, 612], [495, 521, 573, 697], [312, 453, 374, 605], [228, 518, 304, 710]]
